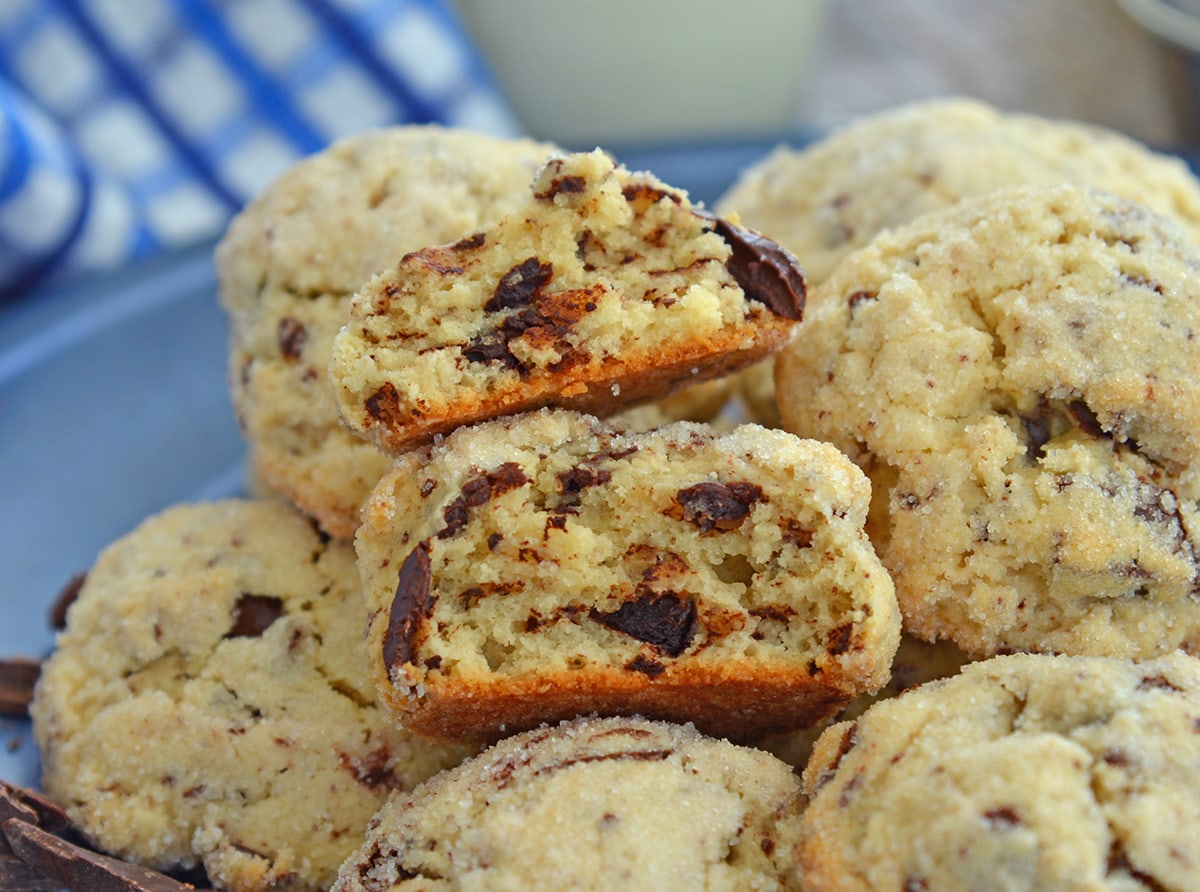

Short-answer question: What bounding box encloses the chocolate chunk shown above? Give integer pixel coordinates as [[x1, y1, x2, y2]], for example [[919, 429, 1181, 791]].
[[3, 820, 207, 892], [0, 660, 40, 718], [847, 290, 878, 313], [592, 593, 696, 657], [621, 182, 682, 209], [624, 654, 665, 677], [1139, 673, 1184, 693], [709, 215, 805, 320], [666, 481, 764, 533], [226, 595, 284, 638], [452, 232, 486, 251], [535, 175, 586, 200], [276, 317, 307, 361], [49, 573, 86, 631], [1020, 413, 1051, 460], [462, 330, 521, 369], [554, 463, 612, 513], [383, 541, 433, 669], [438, 463, 530, 539], [825, 623, 854, 655], [983, 806, 1022, 830], [1067, 400, 1107, 439], [485, 258, 554, 312], [364, 382, 403, 427], [337, 746, 396, 792]]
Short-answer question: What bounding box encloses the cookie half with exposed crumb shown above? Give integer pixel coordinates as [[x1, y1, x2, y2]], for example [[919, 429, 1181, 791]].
[[333, 715, 806, 892], [330, 150, 805, 455], [799, 652, 1200, 892], [354, 408, 899, 743], [31, 499, 472, 892], [216, 126, 560, 539]]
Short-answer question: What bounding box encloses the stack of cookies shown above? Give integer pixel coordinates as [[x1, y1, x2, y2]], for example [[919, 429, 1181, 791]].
[[14, 98, 1200, 892]]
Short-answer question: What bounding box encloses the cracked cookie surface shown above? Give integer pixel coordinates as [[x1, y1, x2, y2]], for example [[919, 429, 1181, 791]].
[[30, 500, 471, 892], [354, 408, 899, 743], [716, 97, 1200, 428], [777, 184, 1200, 659], [334, 715, 806, 892], [799, 652, 1200, 892], [330, 150, 804, 456], [216, 127, 559, 538]]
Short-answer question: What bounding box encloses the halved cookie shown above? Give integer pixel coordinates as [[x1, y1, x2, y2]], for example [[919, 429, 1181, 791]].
[[330, 150, 804, 455], [354, 409, 899, 742]]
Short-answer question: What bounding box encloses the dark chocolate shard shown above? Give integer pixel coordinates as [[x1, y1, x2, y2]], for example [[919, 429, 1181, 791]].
[[2, 820, 207, 892], [592, 593, 696, 657], [383, 540, 433, 669], [485, 257, 554, 312], [0, 659, 40, 718], [708, 215, 805, 320], [666, 481, 764, 533], [0, 852, 61, 890], [226, 595, 285, 639]]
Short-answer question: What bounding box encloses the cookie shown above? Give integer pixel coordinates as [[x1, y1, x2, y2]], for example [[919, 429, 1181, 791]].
[[333, 715, 806, 891], [30, 500, 471, 892], [758, 634, 968, 770], [776, 184, 1200, 659], [216, 126, 559, 539], [798, 652, 1200, 892], [716, 97, 1200, 427], [354, 408, 899, 743], [329, 149, 805, 456]]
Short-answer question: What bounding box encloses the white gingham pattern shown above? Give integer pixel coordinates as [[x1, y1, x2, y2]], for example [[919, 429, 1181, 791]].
[[0, 0, 519, 299]]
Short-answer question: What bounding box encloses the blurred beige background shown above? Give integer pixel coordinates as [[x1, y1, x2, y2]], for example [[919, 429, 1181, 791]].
[[805, 0, 1185, 145]]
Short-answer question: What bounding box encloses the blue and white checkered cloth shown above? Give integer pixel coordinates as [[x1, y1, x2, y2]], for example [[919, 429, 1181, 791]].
[[0, 0, 520, 300]]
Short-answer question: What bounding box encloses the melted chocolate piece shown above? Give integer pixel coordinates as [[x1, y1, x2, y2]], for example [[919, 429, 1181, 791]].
[[383, 541, 433, 669], [276, 317, 307, 362], [708, 215, 805, 320], [591, 593, 696, 657], [666, 481, 764, 533], [438, 463, 530, 539], [225, 595, 284, 638], [364, 382, 403, 427], [624, 654, 665, 677], [485, 258, 554, 312], [0, 659, 40, 718]]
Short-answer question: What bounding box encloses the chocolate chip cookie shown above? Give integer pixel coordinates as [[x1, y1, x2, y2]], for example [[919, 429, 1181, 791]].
[[334, 715, 806, 891], [776, 184, 1200, 659], [216, 126, 559, 538], [329, 149, 805, 456], [354, 408, 899, 743], [31, 500, 471, 892], [717, 97, 1200, 427], [799, 652, 1200, 892]]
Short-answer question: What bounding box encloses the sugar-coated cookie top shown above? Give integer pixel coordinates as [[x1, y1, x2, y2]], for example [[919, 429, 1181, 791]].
[[31, 500, 470, 892], [800, 652, 1200, 892], [778, 183, 1200, 659], [335, 715, 806, 891], [718, 97, 1200, 285]]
